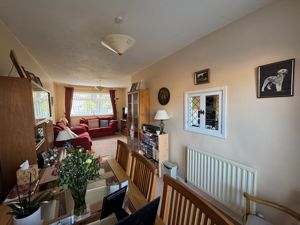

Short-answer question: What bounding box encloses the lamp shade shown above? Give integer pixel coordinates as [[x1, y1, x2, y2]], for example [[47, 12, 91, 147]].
[[101, 34, 135, 56], [154, 110, 170, 120], [56, 128, 78, 141]]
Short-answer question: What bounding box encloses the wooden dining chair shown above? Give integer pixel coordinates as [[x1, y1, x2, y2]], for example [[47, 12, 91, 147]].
[[160, 174, 234, 225], [115, 140, 131, 175], [129, 151, 157, 202]]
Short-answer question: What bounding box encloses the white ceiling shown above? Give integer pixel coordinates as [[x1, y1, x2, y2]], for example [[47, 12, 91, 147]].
[[0, 0, 273, 87]]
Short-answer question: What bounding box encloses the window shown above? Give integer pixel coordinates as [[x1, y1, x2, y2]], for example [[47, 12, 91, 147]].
[[71, 92, 113, 116], [184, 87, 227, 138]]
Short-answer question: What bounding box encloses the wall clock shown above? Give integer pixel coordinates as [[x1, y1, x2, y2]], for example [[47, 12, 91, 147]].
[[158, 87, 170, 105]]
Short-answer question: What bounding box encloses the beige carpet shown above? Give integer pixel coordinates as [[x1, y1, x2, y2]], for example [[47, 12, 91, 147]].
[[91, 133, 163, 204], [92, 133, 127, 158]]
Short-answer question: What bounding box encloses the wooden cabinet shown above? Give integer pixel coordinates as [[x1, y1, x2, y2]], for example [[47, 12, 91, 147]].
[[140, 130, 168, 177], [0, 77, 37, 202], [0, 77, 53, 202], [127, 89, 149, 150]]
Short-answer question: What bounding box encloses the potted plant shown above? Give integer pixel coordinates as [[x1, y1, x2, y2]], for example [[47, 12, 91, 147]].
[[55, 147, 101, 216], [7, 186, 51, 225]]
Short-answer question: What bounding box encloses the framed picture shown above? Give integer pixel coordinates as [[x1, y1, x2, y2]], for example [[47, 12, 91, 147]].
[[41, 152, 49, 161], [24, 68, 44, 87], [257, 59, 295, 98], [35, 76, 43, 87], [37, 127, 44, 138], [130, 82, 138, 92], [194, 69, 209, 84], [27, 71, 36, 81], [9, 50, 26, 78]]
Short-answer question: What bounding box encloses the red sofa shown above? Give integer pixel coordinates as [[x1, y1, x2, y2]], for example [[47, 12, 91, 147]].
[[80, 116, 118, 138], [53, 121, 92, 150]]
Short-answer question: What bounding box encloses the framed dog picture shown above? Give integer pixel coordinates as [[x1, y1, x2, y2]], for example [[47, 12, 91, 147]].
[[257, 59, 295, 98], [194, 69, 209, 85]]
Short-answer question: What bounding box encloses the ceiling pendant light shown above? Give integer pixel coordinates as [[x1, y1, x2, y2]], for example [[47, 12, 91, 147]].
[[94, 79, 105, 91], [101, 16, 135, 56]]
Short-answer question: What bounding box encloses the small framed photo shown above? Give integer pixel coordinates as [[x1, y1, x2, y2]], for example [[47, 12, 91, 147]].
[[194, 69, 209, 85], [130, 82, 138, 92], [28, 72, 36, 81], [37, 127, 44, 138], [9, 50, 26, 78], [41, 152, 49, 162], [35, 76, 43, 87], [257, 59, 295, 98]]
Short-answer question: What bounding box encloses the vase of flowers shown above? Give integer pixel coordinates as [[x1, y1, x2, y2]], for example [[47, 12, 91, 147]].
[[56, 147, 101, 216]]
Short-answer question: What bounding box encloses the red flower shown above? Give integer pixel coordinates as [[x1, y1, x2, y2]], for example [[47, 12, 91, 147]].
[[51, 168, 57, 176], [53, 160, 61, 168]]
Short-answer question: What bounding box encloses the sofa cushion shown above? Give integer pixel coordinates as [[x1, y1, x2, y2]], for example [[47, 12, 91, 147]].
[[88, 119, 99, 129], [79, 123, 88, 131], [100, 120, 109, 127], [69, 132, 92, 150], [56, 121, 68, 129], [71, 126, 87, 135]]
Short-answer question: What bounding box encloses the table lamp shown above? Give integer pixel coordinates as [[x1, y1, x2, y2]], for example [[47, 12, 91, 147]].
[[154, 110, 170, 134], [56, 128, 78, 142]]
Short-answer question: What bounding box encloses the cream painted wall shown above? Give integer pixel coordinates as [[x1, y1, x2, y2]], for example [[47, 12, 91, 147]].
[[54, 83, 126, 126], [132, 0, 300, 223], [0, 19, 55, 120]]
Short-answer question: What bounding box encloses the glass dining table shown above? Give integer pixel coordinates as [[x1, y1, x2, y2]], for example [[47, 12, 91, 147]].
[[39, 159, 127, 225]]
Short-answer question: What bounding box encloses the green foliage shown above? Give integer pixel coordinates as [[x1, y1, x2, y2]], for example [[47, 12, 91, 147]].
[[57, 147, 100, 190], [8, 192, 52, 219]]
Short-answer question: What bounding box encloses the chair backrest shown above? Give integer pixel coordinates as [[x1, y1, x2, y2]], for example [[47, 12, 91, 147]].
[[160, 175, 234, 225], [243, 192, 300, 222], [116, 140, 131, 174], [116, 197, 161, 225], [130, 151, 157, 201], [100, 186, 128, 220]]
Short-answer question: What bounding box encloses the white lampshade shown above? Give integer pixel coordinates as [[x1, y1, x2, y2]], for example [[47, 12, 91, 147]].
[[154, 110, 170, 121], [56, 128, 78, 141], [101, 34, 135, 56]]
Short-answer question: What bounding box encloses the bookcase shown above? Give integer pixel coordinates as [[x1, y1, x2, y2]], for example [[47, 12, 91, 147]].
[[140, 130, 168, 177], [127, 89, 149, 150]]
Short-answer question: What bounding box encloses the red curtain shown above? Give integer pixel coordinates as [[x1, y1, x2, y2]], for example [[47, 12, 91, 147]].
[[65, 87, 74, 126], [109, 90, 117, 119]]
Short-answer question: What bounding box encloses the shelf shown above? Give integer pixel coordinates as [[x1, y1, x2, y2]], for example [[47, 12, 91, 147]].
[[35, 119, 49, 127], [35, 138, 45, 151]]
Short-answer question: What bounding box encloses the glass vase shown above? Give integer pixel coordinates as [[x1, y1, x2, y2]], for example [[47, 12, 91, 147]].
[[70, 184, 87, 216]]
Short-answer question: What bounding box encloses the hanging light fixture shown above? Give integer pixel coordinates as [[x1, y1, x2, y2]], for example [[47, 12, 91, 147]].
[[101, 16, 135, 56], [94, 79, 104, 91]]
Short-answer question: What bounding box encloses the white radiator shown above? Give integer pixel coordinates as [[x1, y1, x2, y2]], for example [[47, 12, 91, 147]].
[[187, 147, 257, 215]]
